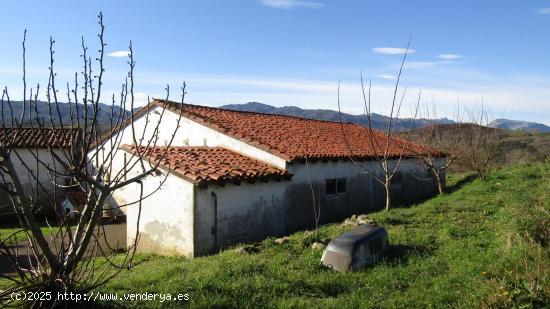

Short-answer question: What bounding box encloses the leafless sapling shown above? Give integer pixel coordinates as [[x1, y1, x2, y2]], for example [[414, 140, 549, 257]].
[[408, 102, 465, 194], [0, 13, 185, 307], [462, 102, 503, 180], [337, 42, 421, 211]]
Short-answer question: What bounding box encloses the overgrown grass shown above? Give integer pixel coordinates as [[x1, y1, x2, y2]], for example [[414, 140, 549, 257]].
[[95, 162, 549, 308], [1, 164, 547, 307]]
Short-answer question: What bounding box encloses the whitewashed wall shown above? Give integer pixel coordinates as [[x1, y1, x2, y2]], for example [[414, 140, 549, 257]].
[[94, 106, 285, 171], [124, 169, 195, 256], [96, 105, 447, 256], [98, 106, 285, 214], [96, 106, 287, 256], [194, 181, 287, 256], [7, 148, 69, 199]]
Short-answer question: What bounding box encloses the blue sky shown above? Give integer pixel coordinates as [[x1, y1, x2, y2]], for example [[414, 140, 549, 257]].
[[1, 0, 550, 124]]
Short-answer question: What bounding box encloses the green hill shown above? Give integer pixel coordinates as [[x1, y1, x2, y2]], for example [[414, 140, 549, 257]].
[[100, 162, 550, 308]]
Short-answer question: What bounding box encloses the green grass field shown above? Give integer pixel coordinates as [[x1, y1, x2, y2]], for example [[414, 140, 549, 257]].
[[0, 222, 60, 243], [95, 163, 549, 308]]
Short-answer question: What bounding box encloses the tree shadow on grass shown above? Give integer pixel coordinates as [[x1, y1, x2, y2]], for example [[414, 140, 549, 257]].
[[382, 244, 436, 266], [445, 174, 477, 194], [390, 173, 478, 210]]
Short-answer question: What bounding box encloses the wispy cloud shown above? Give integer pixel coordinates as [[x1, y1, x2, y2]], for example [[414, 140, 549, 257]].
[[376, 75, 396, 80], [372, 47, 415, 55], [535, 8, 550, 14], [108, 51, 129, 58], [437, 54, 463, 60], [174, 73, 550, 123], [259, 0, 324, 9], [4, 67, 550, 124]]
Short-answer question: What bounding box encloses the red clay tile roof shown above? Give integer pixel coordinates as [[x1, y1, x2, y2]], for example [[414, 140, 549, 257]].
[[121, 145, 291, 186], [150, 99, 441, 161], [0, 128, 82, 148]]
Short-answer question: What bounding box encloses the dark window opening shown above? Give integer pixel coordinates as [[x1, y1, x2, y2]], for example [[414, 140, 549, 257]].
[[325, 179, 336, 195], [326, 178, 346, 195]]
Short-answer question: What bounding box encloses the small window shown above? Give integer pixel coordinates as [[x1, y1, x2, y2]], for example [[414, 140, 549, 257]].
[[325, 178, 346, 195], [325, 179, 336, 195]]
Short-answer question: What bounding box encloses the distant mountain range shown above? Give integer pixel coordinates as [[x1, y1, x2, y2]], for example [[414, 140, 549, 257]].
[[2, 100, 548, 133], [220, 102, 454, 131], [489, 119, 550, 133], [221, 102, 550, 133], [0, 101, 128, 128]]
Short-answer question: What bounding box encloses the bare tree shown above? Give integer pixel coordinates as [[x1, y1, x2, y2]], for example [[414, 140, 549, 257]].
[[337, 42, 421, 211], [462, 102, 503, 180], [303, 141, 321, 238], [408, 102, 465, 194], [0, 13, 185, 307]]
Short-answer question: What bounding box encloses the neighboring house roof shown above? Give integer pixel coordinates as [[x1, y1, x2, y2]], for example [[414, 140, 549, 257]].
[[121, 145, 292, 186], [0, 128, 82, 148]]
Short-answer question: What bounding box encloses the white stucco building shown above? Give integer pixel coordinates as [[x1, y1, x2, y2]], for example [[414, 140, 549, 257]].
[[0, 128, 81, 218], [97, 99, 446, 257]]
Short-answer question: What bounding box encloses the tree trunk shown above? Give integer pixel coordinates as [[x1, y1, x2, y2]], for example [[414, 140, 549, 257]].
[[436, 178, 444, 194], [434, 169, 444, 194], [385, 178, 391, 211], [477, 168, 485, 181], [3, 156, 60, 273]]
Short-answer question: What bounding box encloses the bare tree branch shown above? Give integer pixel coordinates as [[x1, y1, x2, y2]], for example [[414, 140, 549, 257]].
[[0, 13, 186, 307]]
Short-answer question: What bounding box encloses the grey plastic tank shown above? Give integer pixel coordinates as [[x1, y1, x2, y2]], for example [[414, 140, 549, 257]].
[[321, 224, 388, 272]]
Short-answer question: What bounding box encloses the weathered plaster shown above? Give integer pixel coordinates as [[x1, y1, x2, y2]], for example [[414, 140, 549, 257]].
[[97, 106, 446, 257], [124, 168, 195, 256], [194, 181, 287, 256]]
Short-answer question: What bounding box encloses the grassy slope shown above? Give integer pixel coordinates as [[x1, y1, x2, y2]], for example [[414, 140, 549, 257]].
[[99, 163, 550, 308], [497, 131, 550, 166]]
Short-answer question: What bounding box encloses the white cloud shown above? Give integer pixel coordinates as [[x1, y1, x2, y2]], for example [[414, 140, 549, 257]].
[[437, 54, 463, 60], [3, 65, 550, 125], [203, 73, 550, 124], [259, 0, 324, 9], [133, 92, 152, 106], [376, 75, 396, 80], [535, 8, 550, 14], [101, 91, 152, 107], [372, 47, 415, 55], [125, 70, 550, 123], [108, 51, 130, 58]]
